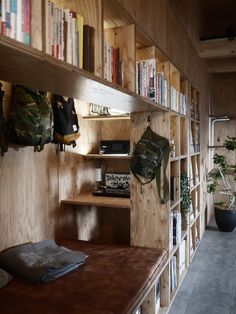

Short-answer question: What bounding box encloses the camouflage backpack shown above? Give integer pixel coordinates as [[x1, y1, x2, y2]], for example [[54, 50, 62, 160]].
[[130, 126, 171, 204], [8, 85, 53, 152]]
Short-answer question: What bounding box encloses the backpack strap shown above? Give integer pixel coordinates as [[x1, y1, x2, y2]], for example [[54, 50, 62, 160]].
[[145, 127, 170, 204], [156, 138, 171, 204], [0, 83, 8, 156]]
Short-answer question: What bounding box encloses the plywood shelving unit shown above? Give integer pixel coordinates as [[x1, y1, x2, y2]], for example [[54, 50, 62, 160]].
[[0, 1, 204, 313]]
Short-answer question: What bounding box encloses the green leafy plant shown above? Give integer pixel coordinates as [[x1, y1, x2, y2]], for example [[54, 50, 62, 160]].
[[180, 172, 191, 214], [208, 136, 236, 209]]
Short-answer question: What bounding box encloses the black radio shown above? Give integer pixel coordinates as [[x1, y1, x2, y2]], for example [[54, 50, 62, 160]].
[[99, 140, 130, 154]]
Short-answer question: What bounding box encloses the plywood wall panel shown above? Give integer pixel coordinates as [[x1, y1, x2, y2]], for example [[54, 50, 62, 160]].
[[0, 145, 58, 251], [211, 73, 236, 118], [130, 112, 170, 249]]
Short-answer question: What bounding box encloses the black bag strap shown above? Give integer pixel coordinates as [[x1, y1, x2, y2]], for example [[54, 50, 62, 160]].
[[0, 83, 8, 156]]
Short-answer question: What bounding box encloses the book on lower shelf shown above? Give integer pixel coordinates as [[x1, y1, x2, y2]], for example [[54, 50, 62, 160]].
[[190, 201, 195, 223], [170, 85, 179, 112], [179, 240, 186, 276], [190, 229, 194, 257], [179, 92, 187, 115], [156, 279, 161, 313], [169, 211, 174, 252], [173, 211, 182, 246], [135, 308, 141, 314], [170, 255, 177, 293], [156, 71, 168, 107]]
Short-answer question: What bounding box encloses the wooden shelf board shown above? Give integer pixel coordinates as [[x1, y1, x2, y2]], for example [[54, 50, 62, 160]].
[[190, 182, 200, 192], [170, 199, 182, 211], [82, 115, 130, 121], [0, 35, 168, 114], [158, 307, 169, 314], [61, 192, 130, 209], [181, 230, 187, 241], [190, 212, 200, 227], [170, 109, 187, 119], [190, 152, 200, 157], [83, 153, 131, 159], [169, 245, 178, 258], [191, 118, 200, 123], [170, 155, 188, 162]]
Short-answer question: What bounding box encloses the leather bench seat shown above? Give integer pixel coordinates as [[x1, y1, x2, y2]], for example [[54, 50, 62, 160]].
[[0, 240, 167, 314]]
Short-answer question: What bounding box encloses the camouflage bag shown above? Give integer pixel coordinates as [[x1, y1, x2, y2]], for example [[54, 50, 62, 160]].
[[130, 126, 171, 204], [8, 85, 53, 152]]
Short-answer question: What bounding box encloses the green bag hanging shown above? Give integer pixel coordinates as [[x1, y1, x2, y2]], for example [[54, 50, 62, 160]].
[[8, 85, 53, 152], [130, 126, 171, 204]]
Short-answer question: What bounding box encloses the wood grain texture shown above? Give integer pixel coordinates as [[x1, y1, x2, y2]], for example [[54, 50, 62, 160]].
[[141, 286, 156, 314], [61, 193, 130, 209], [130, 112, 170, 250], [0, 144, 59, 251]]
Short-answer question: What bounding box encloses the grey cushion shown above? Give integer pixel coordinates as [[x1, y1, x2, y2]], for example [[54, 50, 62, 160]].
[[0, 240, 86, 284]]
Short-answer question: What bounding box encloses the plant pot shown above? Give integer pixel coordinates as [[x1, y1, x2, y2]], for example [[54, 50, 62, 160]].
[[214, 206, 236, 232]]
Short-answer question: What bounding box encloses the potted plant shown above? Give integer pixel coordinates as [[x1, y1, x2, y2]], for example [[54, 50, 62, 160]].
[[208, 136, 236, 232], [180, 172, 191, 230]]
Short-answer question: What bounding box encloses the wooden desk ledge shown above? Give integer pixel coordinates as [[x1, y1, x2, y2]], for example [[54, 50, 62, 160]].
[[0, 240, 168, 314], [61, 192, 131, 209]]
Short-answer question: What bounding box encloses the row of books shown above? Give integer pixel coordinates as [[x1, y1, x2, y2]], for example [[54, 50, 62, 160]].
[[169, 211, 182, 251], [44, 0, 83, 67], [179, 240, 186, 276], [170, 86, 187, 115], [0, 0, 31, 44], [104, 42, 124, 86], [136, 59, 168, 106], [170, 241, 186, 293]]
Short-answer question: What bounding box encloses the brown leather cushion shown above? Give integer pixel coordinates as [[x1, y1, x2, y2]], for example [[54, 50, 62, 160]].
[[0, 240, 167, 314]]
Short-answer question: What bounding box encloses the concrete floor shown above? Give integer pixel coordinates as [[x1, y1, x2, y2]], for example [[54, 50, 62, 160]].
[[169, 217, 236, 314]]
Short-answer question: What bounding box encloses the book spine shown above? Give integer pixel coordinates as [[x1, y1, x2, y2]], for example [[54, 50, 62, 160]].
[[10, 0, 16, 39], [77, 14, 83, 68], [23, 0, 30, 45], [1, 0, 6, 35], [16, 0, 22, 42], [83, 24, 90, 71], [89, 26, 94, 72], [5, 0, 10, 37]]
